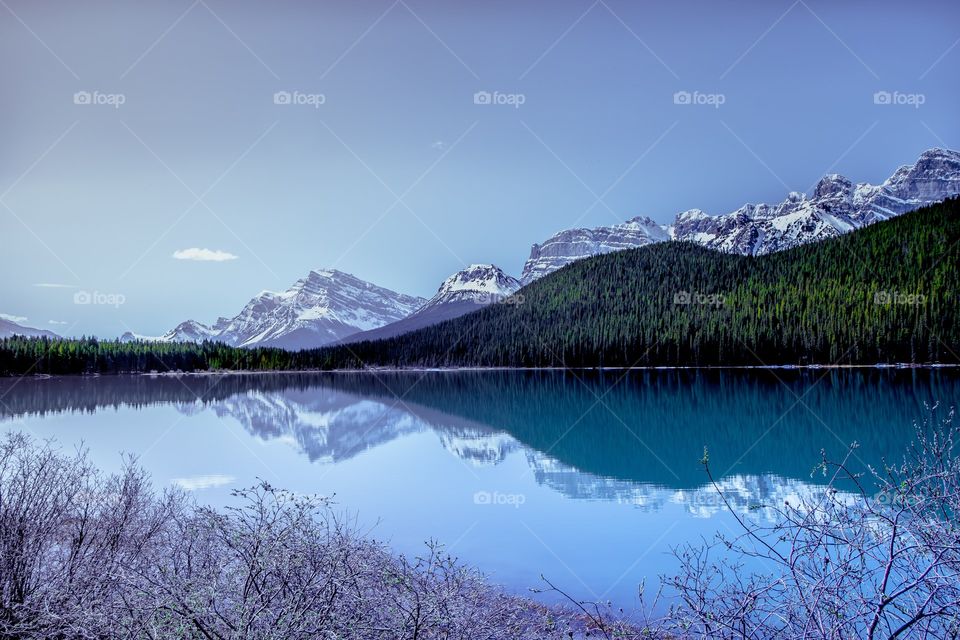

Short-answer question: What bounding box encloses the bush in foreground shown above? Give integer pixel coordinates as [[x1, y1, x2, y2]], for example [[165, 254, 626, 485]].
[[0, 433, 641, 639], [666, 406, 960, 639], [2, 407, 960, 639]]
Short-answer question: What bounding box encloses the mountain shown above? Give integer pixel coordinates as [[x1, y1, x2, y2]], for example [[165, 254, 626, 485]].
[[0, 317, 59, 340], [161, 269, 425, 350], [522, 216, 669, 284], [317, 198, 960, 368], [520, 148, 960, 283], [339, 264, 520, 344]]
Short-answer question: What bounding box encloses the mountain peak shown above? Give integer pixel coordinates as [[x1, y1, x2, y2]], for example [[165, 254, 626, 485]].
[[0, 317, 59, 340], [918, 147, 960, 161], [157, 269, 425, 350], [424, 264, 521, 309], [813, 173, 853, 199], [624, 215, 661, 227], [675, 208, 708, 222]]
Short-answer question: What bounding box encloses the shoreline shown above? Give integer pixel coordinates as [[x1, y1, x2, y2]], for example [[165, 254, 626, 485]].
[[5, 362, 958, 378]]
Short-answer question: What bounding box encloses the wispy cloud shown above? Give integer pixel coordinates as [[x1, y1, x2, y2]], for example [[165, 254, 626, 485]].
[[0, 313, 27, 323], [172, 248, 239, 262], [48, 320, 68, 326], [171, 474, 235, 491], [33, 283, 78, 289]]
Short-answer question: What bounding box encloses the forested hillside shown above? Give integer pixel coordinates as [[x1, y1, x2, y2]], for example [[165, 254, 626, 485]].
[[1, 198, 957, 374], [319, 197, 960, 368]]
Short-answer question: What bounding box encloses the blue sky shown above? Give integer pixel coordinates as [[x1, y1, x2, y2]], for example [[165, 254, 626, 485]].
[[2, 0, 958, 337]]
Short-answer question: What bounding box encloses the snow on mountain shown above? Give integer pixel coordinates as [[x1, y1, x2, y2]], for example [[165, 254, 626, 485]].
[[526, 450, 844, 520], [120, 320, 218, 344], [520, 148, 960, 283], [182, 384, 835, 518], [420, 264, 521, 310], [0, 317, 59, 340], [161, 320, 220, 342], [338, 264, 520, 344], [160, 269, 425, 350], [521, 216, 669, 284], [192, 389, 425, 463]]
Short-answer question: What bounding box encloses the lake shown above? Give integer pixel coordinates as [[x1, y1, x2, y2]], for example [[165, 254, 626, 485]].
[[0, 368, 956, 612]]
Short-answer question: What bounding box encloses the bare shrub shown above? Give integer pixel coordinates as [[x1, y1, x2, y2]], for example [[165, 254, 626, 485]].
[[666, 406, 960, 639], [0, 433, 181, 638], [0, 433, 637, 639]]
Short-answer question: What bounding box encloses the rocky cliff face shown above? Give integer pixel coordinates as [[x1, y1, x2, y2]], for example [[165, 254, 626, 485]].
[[522, 216, 669, 284]]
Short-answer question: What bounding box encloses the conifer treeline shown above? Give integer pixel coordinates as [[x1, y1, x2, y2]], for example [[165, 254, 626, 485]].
[[1, 198, 958, 375], [318, 198, 960, 368]]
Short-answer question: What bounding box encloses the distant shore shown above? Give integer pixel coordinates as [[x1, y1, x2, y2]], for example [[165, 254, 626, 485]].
[[5, 362, 958, 379]]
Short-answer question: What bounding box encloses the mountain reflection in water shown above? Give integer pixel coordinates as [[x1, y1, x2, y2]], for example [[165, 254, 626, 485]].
[[1, 369, 953, 517]]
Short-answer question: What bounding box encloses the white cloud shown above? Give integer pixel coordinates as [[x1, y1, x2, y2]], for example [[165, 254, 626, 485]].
[[172, 248, 239, 262], [48, 320, 68, 326], [33, 283, 77, 289], [171, 474, 235, 491], [0, 313, 27, 323]]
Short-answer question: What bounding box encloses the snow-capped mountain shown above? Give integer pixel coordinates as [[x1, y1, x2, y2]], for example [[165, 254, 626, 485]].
[[0, 317, 59, 340], [161, 320, 221, 342], [421, 264, 521, 309], [178, 382, 835, 518], [520, 148, 960, 283], [120, 319, 218, 344], [521, 216, 669, 284], [525, 451, 843, 520], [161, 269, 425, 350], [339, 264, 521, 344], [189, 389, 425, 463]]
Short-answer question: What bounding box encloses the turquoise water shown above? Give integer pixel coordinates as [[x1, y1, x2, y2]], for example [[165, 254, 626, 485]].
[[0, 369, 955, 612]]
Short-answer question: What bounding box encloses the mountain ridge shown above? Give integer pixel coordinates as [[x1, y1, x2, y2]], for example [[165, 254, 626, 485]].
[[0, 318, 59, 340], [129, 148, 960, 349], [520, 148, 960, 283], [156, 269, 425, 350]]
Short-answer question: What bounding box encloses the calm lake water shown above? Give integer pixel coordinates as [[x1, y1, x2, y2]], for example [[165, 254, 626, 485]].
[[0, 369, 956, 612]]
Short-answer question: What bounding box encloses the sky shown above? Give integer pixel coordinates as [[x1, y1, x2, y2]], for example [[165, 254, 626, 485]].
[[2, 0, 958, 338]]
